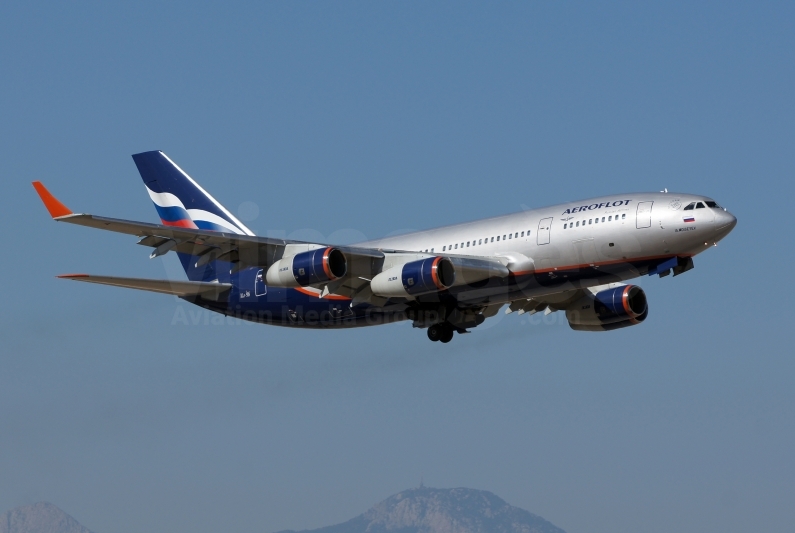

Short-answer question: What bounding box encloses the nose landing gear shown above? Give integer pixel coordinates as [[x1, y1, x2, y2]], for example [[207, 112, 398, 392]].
[[427, 323, 455, 343]]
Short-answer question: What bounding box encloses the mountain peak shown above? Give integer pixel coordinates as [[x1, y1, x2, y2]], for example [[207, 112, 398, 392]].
[[0, 502, 94, 533], [275, 486, 566, 533]]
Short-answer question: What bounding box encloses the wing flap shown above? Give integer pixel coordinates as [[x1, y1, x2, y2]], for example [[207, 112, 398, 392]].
[[58, 274, 232, 301]]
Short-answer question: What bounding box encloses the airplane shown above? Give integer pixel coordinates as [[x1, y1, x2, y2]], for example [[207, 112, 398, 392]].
[[33, 151, 737, 343]]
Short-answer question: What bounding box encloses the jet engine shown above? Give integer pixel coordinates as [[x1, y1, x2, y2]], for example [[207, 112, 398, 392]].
[[565, 284, 648, 331], [370, 257, 455, 298], [266, 246, 347, 287]]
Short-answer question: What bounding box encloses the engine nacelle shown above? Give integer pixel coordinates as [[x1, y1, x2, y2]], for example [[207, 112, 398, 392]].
[[370, 257, 455, 299], [265, 246, 347, 288], [565, 284, 648, 332]]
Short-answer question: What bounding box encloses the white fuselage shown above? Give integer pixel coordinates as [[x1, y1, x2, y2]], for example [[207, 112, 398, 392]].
[[358, 192, 736, 303]]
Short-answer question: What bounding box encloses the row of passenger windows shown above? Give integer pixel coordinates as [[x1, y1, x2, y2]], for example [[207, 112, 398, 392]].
[[422, 230, 533, 253], [416, 203, 716, 253], [684, 201, 720, 210], [563, 213, 625, 229]]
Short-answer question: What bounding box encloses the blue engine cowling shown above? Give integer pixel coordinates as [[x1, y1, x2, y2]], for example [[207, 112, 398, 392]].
[[370, 257, 455, 298], [566, 284, 648, 331], [266, 246, 347, 287], [402, 257, 455, 296], [292, 247, 347, 286]]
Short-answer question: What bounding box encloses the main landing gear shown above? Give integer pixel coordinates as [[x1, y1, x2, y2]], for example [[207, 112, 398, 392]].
[[427, 323, 455, 343]]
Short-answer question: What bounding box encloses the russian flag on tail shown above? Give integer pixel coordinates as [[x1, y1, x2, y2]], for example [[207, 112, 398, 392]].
[[132, 151, 254, 235]]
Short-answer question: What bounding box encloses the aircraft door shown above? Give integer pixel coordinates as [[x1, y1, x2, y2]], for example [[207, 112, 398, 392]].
[[255, 269, 267, 296], [636, 202, 653, 229], [537, 217, 552, 245]]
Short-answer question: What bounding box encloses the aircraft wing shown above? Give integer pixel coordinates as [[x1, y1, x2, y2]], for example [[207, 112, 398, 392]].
[[33, 182, 384, 279], [58, 274, 233, 301], [34, 182, 511, 303], [503, 289, 584, 316]]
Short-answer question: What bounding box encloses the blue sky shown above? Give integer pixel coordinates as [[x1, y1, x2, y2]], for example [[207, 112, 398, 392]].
[[1, 2, 793, 532]]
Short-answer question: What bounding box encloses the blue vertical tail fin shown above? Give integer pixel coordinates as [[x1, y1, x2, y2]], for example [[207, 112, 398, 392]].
[[132, 150, 253, 235], [132, 150, 254, 281]]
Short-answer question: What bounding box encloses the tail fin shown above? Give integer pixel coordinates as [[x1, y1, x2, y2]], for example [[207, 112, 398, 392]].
[[132, 150, 254, 236], [132, 150, 254, 281]]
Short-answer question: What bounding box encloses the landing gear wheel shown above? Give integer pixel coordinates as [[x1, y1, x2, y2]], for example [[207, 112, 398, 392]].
[[427, 324, 443, 342], [439, 326, 454, 343]]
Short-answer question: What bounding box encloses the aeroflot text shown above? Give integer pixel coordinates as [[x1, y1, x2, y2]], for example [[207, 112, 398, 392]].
[[562, 200, 632, 215]]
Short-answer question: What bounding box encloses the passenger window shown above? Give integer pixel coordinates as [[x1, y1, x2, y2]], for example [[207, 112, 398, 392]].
[[431, 248, 434, 253], [589, 219, 592, 224], [509, 234, 512, 239], [490, 237, 494, 242], [564, 223, 567, 229], [696, 202, 705, 209], [683, 202, 696, 210], [503, 235, 506, 240], [595, 218, 598, 223], [443, 246, 446, 251], [576, 221, 579, 227], [608, 216, 612, 221], [454, 244, 458, 249], [478, 239, 482, 245], [521, 231, 524, 237], [601, 217, 605, 222], [497, 236, 500, 241], [466, 242, 470, 247], [622, 214, 626, 219]]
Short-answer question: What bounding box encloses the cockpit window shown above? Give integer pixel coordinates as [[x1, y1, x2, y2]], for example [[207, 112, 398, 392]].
[[696, 202, 706, 209], [683, 202, 696, 210], [705, 200, 721, 208]]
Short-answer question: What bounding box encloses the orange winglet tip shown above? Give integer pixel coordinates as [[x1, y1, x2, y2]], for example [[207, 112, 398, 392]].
[[57, 274, 89, 279], [32, 181, 73, 218]]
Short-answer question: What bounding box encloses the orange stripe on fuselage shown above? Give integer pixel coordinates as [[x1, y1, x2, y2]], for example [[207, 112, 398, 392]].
[[509, 253, 692, 278], [294, 287, 351, 301]]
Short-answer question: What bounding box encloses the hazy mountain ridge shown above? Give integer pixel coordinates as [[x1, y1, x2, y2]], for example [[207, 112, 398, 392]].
[[274, 487, 566, 533], [1, 488, 564, 533], [0, 502, 94, 533]]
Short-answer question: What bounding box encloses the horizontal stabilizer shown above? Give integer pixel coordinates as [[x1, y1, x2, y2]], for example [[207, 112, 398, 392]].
[[57, 274, 232, 301]]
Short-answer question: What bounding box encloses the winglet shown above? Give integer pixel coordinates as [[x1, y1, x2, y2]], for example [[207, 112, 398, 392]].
[[32, 181, 73, 218], [57, 274, 90, 279]]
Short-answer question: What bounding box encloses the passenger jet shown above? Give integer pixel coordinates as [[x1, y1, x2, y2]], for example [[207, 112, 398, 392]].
[[33, 151, 737, 343]]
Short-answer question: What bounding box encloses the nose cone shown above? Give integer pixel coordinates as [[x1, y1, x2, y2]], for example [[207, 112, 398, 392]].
[[713, 209, 737, 241]]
